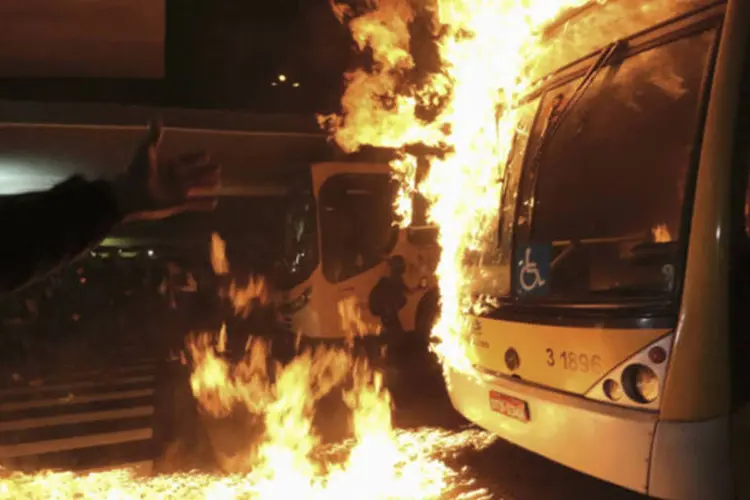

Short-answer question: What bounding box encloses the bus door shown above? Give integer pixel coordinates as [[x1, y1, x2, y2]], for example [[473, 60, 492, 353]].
[[312, 164, 401, 338]]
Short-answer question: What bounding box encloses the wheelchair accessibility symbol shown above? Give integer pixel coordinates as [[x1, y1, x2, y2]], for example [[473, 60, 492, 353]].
[[515, 244, 551, 297]]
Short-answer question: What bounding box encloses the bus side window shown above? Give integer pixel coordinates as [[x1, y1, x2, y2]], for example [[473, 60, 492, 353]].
[[319, 174, 397, 283]]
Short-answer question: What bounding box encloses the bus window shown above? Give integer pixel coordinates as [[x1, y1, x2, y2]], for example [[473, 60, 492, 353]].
[[515, 29, 715, 302], [275, 168, 318, 290], [492, 97, 543, 295], [470, 98, 542, 298], [319, 173, 398, 283], [272, 193, 319, 292]]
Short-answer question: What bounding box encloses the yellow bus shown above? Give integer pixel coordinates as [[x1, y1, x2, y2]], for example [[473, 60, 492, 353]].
[[273, 161, 439, 349], [446, 1, 750, 498]]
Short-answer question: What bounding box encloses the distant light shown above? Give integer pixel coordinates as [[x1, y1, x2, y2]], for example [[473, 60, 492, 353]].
[[292, 82, 300, 88], [0, 159, 67, 195], [148, 249, 155, 257], [278, 74, 287, 82], [271, 82, 278, 87]]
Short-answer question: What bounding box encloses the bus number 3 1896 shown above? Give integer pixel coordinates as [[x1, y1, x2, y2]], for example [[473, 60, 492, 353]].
[[545, 348, 602, 373]]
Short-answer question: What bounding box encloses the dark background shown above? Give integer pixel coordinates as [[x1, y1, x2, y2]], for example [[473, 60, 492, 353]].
[[0, 0, 353, 113]]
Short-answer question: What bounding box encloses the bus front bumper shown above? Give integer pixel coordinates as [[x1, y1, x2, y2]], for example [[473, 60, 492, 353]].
[[445, 366, 657, 495]]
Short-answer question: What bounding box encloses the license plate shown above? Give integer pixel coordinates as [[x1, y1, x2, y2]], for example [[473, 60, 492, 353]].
[[489, 390, 530, 422]]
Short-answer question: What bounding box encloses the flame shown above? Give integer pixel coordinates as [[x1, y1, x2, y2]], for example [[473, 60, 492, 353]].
[[169, 291, 490, 498], [322, 0, 697, 377], [391, 155, 419, 226], [1, 427, 496, 499], [211, 232, 230, 276], [184, 326, 495, 498], [337, 296, 381, 342], [187, 330, 272, 418], [211, 232, 270, 318], [230, 276, 270, 318], [321, 0, 589, 376], [3, 301, 496, 498], [217, 323, 228, 353], [652, 224, 672, 243]]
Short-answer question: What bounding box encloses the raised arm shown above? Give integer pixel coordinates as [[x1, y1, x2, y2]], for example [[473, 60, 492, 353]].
[[0, 122, 220, 294], [0, 176, 121, 293]]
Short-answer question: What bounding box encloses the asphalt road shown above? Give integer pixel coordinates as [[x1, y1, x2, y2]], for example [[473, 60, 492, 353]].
[[0, 345, 159, 474], [388, 367, 647, 500], [156, 346, 648, 500], [1, 327, 647, 499]]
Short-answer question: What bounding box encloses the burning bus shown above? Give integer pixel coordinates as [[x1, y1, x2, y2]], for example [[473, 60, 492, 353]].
[[324, 0, 750, 497]]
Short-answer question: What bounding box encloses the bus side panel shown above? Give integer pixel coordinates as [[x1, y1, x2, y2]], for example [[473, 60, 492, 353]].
[[303, 264, 388, 340], [648, 417, 733, 499], [332, 263, 389, 337], [732, 405, 750, 500], [289, 275, 324, 338], [660, 0, 748, 422], [727, 0, 750, 496]]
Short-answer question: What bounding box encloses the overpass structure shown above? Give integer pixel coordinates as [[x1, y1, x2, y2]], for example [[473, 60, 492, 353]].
[[0, 100, 335, 192], [0, 100, 338, 251]]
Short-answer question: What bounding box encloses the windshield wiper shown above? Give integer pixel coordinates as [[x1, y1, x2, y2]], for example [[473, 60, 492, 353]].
[[534, 39, 627, 158], [550, 233, 645, 269], [525, 39, 628, 235]]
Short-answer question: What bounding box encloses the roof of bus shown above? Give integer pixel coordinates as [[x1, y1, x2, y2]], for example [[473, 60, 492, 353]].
[[528, 0, 715, 84]]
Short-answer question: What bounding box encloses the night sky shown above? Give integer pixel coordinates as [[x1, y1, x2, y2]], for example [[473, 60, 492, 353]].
[[0, 0, 354, 114]]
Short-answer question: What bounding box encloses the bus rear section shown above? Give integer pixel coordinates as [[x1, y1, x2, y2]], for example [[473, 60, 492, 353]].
[[277, 162, 439, 347], [446, 1, 750, 498]]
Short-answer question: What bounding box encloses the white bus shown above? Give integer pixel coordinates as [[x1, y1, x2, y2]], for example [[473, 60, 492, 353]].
[[273, 161, 440, 352]]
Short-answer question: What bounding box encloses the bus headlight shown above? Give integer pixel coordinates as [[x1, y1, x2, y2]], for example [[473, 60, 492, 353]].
[[622, 364, 659, 404], [603, 378, 623, 402]]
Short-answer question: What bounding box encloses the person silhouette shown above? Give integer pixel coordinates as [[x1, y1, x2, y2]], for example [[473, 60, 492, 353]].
[[0, 121, 220, 295]]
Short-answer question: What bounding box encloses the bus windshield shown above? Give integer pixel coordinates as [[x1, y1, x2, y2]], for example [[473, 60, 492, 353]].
[[278, 195, 318, 288], [318, 173, 399, 283], [275, 170, 319, 290], [507, 28, 717, 303], [276, 169, 399, 289]]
